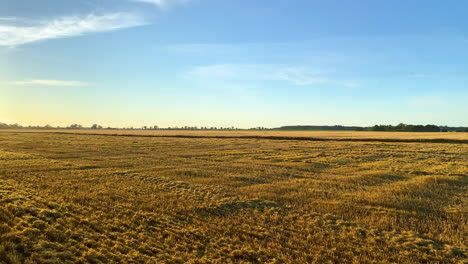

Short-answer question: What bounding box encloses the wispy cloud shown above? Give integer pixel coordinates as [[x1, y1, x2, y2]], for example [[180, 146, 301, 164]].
[[187, 64, 359, 88], [130, 0, 191, 8], [0, 17, 21, 22], [10, 80, 89, 87], [0, 13, 147, 47]]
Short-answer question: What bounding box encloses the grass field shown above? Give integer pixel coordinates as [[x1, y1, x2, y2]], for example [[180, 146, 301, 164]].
[[9, 129, 468, 141], [0, 131, 466, 263]]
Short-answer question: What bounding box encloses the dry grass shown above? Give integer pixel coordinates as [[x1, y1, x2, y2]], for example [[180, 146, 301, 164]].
[[0, 131, 466, 263], [6, 129, 468, 142]]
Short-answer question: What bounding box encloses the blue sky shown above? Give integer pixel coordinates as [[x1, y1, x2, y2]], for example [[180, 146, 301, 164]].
[[1, 0, 467, 127]]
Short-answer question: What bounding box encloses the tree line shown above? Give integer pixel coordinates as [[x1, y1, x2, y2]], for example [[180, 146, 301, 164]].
[[1, 122, 467, 132], [0, 123, 240, 131], [275, 123, 468, 132], [370, 123, 468, 132]]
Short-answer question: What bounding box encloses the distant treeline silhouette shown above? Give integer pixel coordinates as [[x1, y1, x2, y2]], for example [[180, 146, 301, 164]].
[[0, 123, 240, 131], [370, 124, 441, 132], [275, 124, 467, 132], [1, 122, 467, 132]]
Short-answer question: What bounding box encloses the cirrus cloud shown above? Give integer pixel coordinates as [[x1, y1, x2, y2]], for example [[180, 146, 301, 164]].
[[0, 13, 147, 47], [9, 79, 89, 87], [187, 64, 360, 88], [130, 0, 191, 8]]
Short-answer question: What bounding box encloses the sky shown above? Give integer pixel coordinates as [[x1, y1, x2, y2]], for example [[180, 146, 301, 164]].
[[1, 0, 467, 128]]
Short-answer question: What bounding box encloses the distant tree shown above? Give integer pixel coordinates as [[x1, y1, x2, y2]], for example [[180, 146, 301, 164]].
[[395, 123, 406, 131], [370, 123, 441, 132], [8, 123, 22, 129], [68, 124, 83, 129], [372, 125, 385, 131], [91, 124, 102, 129]]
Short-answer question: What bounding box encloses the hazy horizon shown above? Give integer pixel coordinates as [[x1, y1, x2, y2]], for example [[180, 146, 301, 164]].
[[0, 122, 466, 130], [2, 0, 467, 127]]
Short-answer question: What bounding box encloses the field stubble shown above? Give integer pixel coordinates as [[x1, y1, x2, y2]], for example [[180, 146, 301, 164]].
[[0, 131, 466, 263]]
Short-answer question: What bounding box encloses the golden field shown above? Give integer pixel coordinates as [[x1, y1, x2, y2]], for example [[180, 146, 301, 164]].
[[8, 129, 468, 141], [0, 130, 466, 263]]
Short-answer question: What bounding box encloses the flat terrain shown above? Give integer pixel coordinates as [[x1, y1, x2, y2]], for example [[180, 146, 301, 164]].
[[9, 129, 468, 142], [0, 131, 467, 263]]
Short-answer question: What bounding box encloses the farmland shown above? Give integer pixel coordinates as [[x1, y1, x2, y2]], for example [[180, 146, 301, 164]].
[[0, 130, 467, 263]]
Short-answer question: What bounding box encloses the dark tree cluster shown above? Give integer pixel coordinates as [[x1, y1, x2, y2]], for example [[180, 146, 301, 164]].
[[372, 123, 440, 132]]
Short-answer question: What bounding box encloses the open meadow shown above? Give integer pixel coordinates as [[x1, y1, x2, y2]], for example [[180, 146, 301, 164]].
[[8, 129, 468, 141], [0, 130, 466, 263]]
